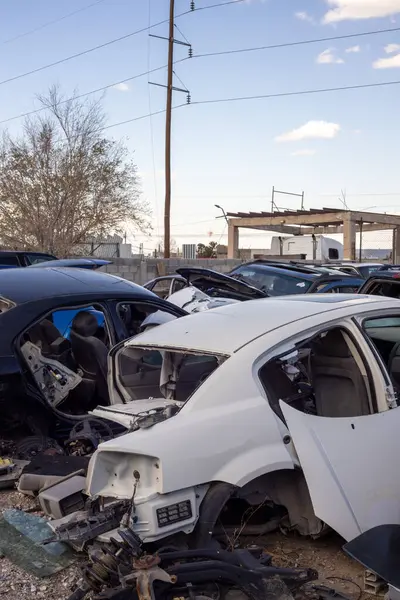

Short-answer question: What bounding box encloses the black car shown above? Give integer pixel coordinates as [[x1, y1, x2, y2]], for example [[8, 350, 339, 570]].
[[0, 250, 57, 269], [0, 267, 186, 457]]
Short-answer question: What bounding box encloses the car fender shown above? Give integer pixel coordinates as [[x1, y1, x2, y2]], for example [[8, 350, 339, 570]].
[[87, 395, 295, 499]]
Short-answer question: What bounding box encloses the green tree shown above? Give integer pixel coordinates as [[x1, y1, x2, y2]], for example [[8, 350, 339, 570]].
[[197, 241, 218, 258]]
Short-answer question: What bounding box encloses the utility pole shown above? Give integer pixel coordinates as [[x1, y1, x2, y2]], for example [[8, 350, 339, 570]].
[[164, 0, 175, 259], [149, 1, 191, 258]]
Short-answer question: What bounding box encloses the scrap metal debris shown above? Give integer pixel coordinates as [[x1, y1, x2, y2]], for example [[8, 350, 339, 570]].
[[46, 501, 130, 552], [66, 526, 320, 600]]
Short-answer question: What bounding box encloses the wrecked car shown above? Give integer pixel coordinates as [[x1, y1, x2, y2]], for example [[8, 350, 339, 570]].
[[145, 266, 363, 306], [0, 250, 57, 269], [145, 267, 266, 301], [87, 293, 400, 548], [0, 267, 186, 458]]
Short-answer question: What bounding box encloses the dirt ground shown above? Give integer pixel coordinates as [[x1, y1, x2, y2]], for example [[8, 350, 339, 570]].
[[0, 490, 377, 600], [261, 531, 373, 600]]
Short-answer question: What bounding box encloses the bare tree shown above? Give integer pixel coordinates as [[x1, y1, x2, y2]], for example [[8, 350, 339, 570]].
[[0, 86, 150, 256]]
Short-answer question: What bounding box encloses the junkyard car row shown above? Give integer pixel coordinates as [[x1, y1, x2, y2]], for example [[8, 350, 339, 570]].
[[2, 260, 400, 599]]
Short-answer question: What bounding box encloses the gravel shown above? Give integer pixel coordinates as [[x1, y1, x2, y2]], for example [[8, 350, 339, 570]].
[[0, 490, 82, 600], [0, 490, 375, 600]]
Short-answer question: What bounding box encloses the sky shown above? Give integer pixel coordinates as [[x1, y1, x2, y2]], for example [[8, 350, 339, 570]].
[[1, 0, 400, 253]]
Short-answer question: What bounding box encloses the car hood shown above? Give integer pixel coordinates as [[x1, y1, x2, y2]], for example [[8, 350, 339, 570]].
[[28, 258, 112, 269], [176, 267, 267, 301]]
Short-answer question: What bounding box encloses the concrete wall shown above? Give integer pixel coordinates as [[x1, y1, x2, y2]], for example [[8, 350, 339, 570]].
[[100, 258, 243, 285]]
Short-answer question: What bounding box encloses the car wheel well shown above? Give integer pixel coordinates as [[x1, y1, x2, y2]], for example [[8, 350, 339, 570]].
[[191, 470, 324, 548]]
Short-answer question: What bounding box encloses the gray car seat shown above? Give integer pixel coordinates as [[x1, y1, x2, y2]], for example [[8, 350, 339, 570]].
[[310, 329, 370, 417]]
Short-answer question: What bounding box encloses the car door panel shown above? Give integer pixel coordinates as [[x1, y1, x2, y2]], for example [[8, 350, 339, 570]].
[[281, 402, 400, 541]]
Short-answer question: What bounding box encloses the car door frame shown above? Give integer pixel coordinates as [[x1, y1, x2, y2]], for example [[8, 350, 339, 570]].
[[106, 297, 187, 341], [278, 311, 400, 542]]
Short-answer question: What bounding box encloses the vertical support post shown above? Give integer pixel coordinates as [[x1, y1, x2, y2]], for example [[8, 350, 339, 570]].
[[301, 191, 305, 210], [359, 219, 363, 262], [343, 216, 356, 260], [228, 223, 239, 258], [394, 227, 400, 264], [271, 186, 275, 213], [163, 0, 175, 259]]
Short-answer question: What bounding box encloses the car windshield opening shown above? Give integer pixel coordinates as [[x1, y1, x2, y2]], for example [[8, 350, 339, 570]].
[[115, 346, 223, 403]]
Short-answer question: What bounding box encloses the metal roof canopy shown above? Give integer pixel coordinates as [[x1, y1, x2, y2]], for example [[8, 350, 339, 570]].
[[226, 208, 400, 260]]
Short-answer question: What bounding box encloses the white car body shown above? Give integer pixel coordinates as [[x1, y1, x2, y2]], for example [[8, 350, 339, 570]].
[[87, 294, 400, 545]]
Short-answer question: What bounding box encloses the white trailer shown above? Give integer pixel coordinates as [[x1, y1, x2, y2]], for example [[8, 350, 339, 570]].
[[270, 235, 343, 261]]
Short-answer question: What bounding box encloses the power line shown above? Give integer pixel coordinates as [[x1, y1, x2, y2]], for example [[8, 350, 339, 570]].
[[195, 25, 400, 58], [0, 58, 188, 126], [96, 103, 187, 134], [191, 78, 400, 106], [2, 0, 106, 45], [0, 23, 169, 88], [5, 77, 400, 137], [193, 0, 246, 12], [0, 0, 243, 88]]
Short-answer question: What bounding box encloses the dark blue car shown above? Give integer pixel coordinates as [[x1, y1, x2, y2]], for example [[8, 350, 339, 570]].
[[228, 262, 363, 295], [0, 267, 186, 458]]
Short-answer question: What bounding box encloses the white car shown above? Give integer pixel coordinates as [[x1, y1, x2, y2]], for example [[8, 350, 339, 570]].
[[87, 293, 400, 547]]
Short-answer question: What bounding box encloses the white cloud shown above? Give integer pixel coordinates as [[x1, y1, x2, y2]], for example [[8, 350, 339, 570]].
[[291, 149, 316, 156], [373, 53, 400, 68], [295, 11, 315, 23], [345, 45, 361, 53], [385, 43, 400, 53], [113, 83, 130, 92], [275, 121, 341, 143], [316, 48, 344, 64], [323, 0, 400, 24]]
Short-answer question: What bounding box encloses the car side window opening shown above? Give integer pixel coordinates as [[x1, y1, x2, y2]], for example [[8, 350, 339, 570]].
[[24, 253, 55, 265], [315, 283, 360, 294], [20, 304, 112, 415], [151, 279, 173, 299], [259, 326, 374, 419], [0, 254, 19, 266], [363, 316, 400, 391], [116, 302, 178, 337]]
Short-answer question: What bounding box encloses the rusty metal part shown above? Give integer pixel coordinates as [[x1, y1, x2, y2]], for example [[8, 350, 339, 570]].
[[132, 554, 161, 569], [133, 565, 177, 600], [128, 552, 177, 600]]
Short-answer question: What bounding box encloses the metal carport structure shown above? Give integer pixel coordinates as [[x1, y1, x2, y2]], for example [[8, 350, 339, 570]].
[[226, 208, 400, 261]]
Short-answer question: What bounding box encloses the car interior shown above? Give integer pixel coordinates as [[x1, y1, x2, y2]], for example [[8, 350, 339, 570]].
[[260, 327, 375, 419], [19, 302, 176, 414], [363, 316, 400, 391]]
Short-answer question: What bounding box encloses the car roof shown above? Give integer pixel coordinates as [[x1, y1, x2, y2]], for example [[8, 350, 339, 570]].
[[0, 250, 55, 256], [126, 294, 389, 355], [0, 267, 155, 304], [332, 262, 382, 267]]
